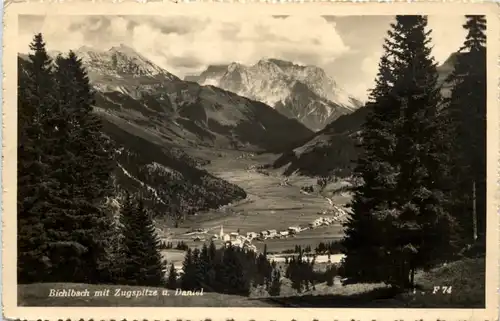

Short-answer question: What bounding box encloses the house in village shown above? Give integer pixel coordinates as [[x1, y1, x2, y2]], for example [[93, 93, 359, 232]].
[[260, 230, 270, 238], [288, 226, 301, 234], [267, 229, 278, 237], [279, 231, 289, 238], [246, 232, 258, 239], [230, 232, 239, 242], [244, 244, 257, 252]]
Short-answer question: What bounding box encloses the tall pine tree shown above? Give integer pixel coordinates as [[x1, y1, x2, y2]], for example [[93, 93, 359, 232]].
[[181, 248, 196, 289], [341, 16, 457, 289], [388, 15, 457, 287], [121, 192, 165, 286], [341, 52, 401, 284], [446, 16, 487, 249], [31, 50, 118, 284], [17, 33, 56, 283]]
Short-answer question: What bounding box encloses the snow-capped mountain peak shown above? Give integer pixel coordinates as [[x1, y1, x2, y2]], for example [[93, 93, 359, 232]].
[[186, 58, 362, 131], [73, 44, 178, 80]]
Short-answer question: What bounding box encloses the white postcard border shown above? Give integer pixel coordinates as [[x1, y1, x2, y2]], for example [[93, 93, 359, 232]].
[[3, 2, 499, 320]]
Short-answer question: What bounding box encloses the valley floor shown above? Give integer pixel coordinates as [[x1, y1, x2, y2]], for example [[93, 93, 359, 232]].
[[159, 149, 350, 260]]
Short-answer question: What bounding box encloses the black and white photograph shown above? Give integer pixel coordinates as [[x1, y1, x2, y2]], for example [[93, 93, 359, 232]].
[[4, 3, 497, 316]]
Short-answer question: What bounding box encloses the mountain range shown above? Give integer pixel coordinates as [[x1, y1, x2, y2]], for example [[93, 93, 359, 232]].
[[185, 59, 363, 131], [18, 42, 461, 219], [18, 44, 315, 219], [272, 53, 461, 178]]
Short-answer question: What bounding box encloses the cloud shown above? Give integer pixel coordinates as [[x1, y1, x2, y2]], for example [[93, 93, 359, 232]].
[[347, 51, 383, 101], [19, 15, 351, 77], [428, 15, 467, 64], [18, 15, 467, 102]]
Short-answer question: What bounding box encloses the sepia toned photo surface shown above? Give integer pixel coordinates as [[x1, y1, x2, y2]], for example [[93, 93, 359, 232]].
[[2, 2, 499, 320]]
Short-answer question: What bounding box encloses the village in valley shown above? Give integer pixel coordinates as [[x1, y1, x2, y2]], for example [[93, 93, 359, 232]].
[[182, 205, 347, 250], [155, 162, 352, 277]]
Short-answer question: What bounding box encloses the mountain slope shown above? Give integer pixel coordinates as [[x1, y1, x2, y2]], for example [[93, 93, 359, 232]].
[[273, 53, 460, 178], [186, 59, 362, 131], [18, 52, 267, 219], [101, 115, 247, 217], [80, 46, 313, 152]]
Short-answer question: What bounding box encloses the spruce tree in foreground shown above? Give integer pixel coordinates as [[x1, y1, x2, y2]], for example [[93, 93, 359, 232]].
[[39, 50, 118, 284], [341, 16, 457, 289], [121, 193, 165, 286], [17, 33, 56, 283], [340, 52, 401, 284], [17, 34, 120, 284], [446, 15, 487, 248], [389, 15, 457, 286]]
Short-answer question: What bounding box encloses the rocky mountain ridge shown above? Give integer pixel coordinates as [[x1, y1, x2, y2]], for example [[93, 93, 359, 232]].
[[272, 53, 461, 178], [18, 45, 314, 218], [186, 58, 363, 131]]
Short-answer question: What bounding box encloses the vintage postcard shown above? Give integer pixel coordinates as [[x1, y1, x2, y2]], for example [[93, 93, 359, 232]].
[[2, 1, 499, 320]]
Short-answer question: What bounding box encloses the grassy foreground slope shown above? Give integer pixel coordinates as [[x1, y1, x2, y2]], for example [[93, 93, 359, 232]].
[[18, 257, 484, 308], [18, 283, 278, 307], [265, 257, 485, 308]]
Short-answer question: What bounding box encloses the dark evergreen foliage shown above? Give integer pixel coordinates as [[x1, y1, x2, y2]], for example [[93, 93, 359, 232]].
[[314, 241, 343, 255], [17, 33, 56, 283], [18, 34, 117, 284], [47, 51, 117, 284], [341, 16, 460, 289], [446, 15, 487, 247], [120, 193, 166, 286], [181, 248, 196, 289], [167, 263, 178, 289], [179, 243, 274, 296], [268, 267, 282, 296]]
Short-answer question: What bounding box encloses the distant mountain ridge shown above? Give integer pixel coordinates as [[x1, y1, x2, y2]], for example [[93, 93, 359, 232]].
[[272, 53, 461, 178], [18, 45, 314, 218], [185, 59, 363, 131], [39, 45, 313, 152]]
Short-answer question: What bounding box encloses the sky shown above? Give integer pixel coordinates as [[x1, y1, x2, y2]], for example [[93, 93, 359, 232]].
[[18, 15, 469, 101]]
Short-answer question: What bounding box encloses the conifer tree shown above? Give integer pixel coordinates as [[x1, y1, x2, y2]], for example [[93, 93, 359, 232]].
[[108, 206, 125, 283], [167, 263, 178, 289], [192, 248, 204, 288], [181, 248, 196, 289], [268, 268, 281, 296], [206, 240, 217, 287], [199, 243, 210, 287], [341, 16, 457, 288], [446, 15, 487, 248], [32, 50, 118, 284], [340, 52, 400, 284], [389, 16, 457, 285], [221, 246, 248, 295], [121, 193, 165, 286], [17, 33, 56, 283]]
